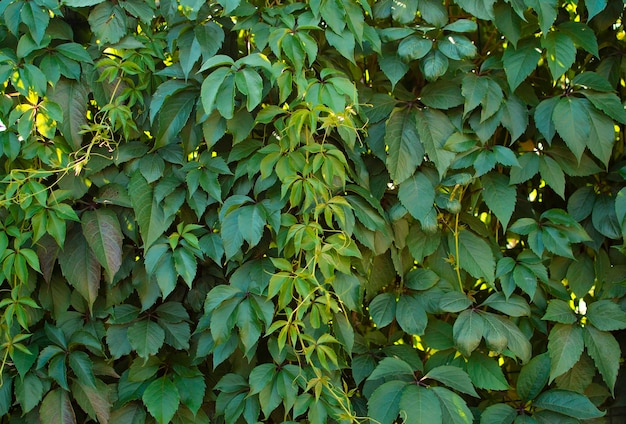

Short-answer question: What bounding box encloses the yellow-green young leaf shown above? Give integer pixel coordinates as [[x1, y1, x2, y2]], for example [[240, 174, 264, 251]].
[[142, 376, 181, 424], [516, 352, 551, 401], [431, 386, 474, 424], [58, 227, 101, 311], [533, 389, 605, 419], [367, 380, 407, 424], [399, 385, 442, 424], [583, 325, 620, 395], [81, 209, 123, 284], [547, 324, 584, 382], [385, 108, 424, 184], [453, 309, 484, 357], [480, 172, 516, 230], [39, 389, 76, 424]]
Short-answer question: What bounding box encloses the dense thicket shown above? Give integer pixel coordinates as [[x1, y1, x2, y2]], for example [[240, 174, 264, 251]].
[[0, 0, 625, 423]]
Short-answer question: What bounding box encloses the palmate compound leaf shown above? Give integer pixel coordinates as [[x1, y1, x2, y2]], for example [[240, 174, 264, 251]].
[[81, 209, 123, 284], [547, 323, 584, 382]]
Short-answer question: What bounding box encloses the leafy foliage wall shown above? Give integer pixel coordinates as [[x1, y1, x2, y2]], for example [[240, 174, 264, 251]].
[[0, 0, 625, 422]]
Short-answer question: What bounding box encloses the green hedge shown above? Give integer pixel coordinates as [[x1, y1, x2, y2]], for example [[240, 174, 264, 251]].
[[0, 0, 625, 423]]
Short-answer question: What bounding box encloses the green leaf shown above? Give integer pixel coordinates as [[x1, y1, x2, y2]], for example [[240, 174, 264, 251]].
[[49, 79, 88, 151], [462, 73, 488, 115], [58, 227, 101, 311], [547, 324, 584, 382], [526, 0, 557, 35], [369, 292, 397, 328], [454, 229, 496, 284], [16, 372, 43, 413], [553, 97, 591, 161], [585, 0, 607, 20], [379, 50, 409, 88], [426, 365, 478, 397], [400, 385, 442, 423], [582, 98, 616, 166], [581, 90, 626, 124], [81, 209, 123, 284], [533, 389, 605, 419], [454, 0, 495, 20], [481, 293, 530, 317], [534, 97, 559, 143], [398, 36, 432, 61], [69, 351, 96, 387], [88, 3, 127, 44], [480, 403, 516, 424], [398, 172, 435, 225], [367, 380, 407, 424], [200, 67, 231, 116], [420, 49, 448, 81], [467, 353, 509, 390], [500, 96, 529, 142], [558, 22, 598, 57], [586, 300, 626, 331], [480, 172, 516, 229], [541, 32, 576, 81], [39, 389, 76, 424], [566, 255, 595, 297], [439, 291, 472, 313], [542, 300, 577, 324], [109, 402, 147, 424], [396, 294, 428, 335], [72, 379, 111, 424], [368, 357, 415, 381], [538, 156, 565, 199], [517, 352, 551, 401], [571, 72, 613, 92], [419, 80, 464, 109], [156, 90, 196, 150], [391, 0, 417, 23], [129, 171, 168, 250], [494, 3, 522, 47], [414, 108, 456, 177], [128, 319, 165, 358], [142, 376, 181, 424], [385, 109, 424, 184], [583, 324, 620, 395], [431, 386, 474, 424], [453, 309, 484, 357]]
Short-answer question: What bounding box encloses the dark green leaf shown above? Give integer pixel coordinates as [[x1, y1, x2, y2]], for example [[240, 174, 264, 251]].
[[367, 380, 406, 424], [542, 300, 577, 324], [453, 309, 484, 357], [432, 386, 474, 424], [548, 324, 584, 382], [396, 294, 428, 335], [586, 300, 626, 331], [399, 385, 442, 424], [81, 209, 123, 283], [503, 40, 541, 91], [398, 172, 435, 225], [480, 403, 516, 424], [88, 3, 127, 44], [142, 376, 181, 424], [385, 109, 424, 184], [454, 229, 495, 284], [39, 389, 76, 424], [426, 365, 478, 397], [517, 352, 551, 401], [369, 292, 397, 328], [553, 97, 591, 161], [128, 319, 165, 359], [583, 324, 620, 395], [533, 389, 605, 419], [481, 172, 516, 229]]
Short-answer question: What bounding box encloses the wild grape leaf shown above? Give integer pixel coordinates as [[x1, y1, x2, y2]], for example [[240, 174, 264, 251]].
[[583, 324, 620, 395], [385, 109, 424, 184], [547, 323, 584, 382], [81, 209, 123, 284], [480, 172, 516, 229], [142, 376, 180, 424]]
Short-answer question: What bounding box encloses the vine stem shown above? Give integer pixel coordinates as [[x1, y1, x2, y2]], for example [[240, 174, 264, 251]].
[[454, 211, 464, 293]]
